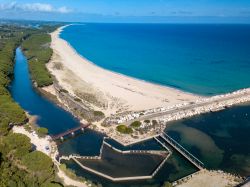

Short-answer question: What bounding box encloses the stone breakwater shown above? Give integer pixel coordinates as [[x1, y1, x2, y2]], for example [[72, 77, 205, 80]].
[[153, 88, 250, 124], [105, 88, 250, 126]]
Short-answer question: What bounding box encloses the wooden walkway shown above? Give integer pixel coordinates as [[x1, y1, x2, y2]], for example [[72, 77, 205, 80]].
[[51, 123, 90, 140], [159, 132, 204, 170]]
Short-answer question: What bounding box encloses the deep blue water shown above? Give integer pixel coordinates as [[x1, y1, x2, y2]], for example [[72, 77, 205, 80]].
[[9, 42, 250, 186], [61, 23, 250, 95], [9, 48, 79, 135]]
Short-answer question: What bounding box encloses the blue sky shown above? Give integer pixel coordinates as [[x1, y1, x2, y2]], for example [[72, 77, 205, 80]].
[[0, 0, 250, 23]]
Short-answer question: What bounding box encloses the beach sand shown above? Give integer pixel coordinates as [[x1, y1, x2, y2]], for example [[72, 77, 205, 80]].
[[47, 26, 200, 116]]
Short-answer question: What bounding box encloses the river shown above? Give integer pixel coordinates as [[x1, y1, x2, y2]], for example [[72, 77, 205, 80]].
[[9, 48, 250, 186]]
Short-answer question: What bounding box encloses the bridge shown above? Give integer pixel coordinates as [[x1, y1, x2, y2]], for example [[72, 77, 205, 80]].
[[156, 132, 204, 170], [51, 123, 91, 140]]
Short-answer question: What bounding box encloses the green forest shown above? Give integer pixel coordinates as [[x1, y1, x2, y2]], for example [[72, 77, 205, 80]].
[[0, 24, 62, 187], [22, 33, 53, 87]]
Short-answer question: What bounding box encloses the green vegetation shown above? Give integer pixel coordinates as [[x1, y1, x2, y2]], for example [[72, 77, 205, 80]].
[[0, 32, 27, 135], [162, 181, 173, 187], [60, 164, 102, 187], [22, 33, 53, 87], [152, 120, 158, 125], [130, 121, 142, 129], [0, 133, 60, 186], [59, 89, 69, 93], [74, 97, 82, 102], [37, 127, 49, 137], [116, 124, 133, 134], [0, 24, 62, 187], [24, 123, 32, 132], [94, 110, 105, 117]]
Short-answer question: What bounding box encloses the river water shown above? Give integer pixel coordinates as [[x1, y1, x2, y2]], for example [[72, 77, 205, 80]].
[[9, 48, 250, 186]]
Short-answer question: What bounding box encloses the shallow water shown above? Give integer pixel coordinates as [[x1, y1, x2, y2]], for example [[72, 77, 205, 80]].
[[11, 47, 197, 186], [10, 42, 250, 186], [61, 23, 250, 95], [165, 103, 250, 176]]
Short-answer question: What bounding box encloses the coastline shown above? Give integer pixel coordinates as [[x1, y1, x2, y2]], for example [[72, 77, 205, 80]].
[[58, 25, 200, 97], [47, 25, 200, 117]]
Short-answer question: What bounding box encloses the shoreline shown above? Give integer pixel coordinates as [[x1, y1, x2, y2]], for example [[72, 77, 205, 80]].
[[48, 25, 200, 117], [58, 25, 201, 98], [44, 25, 250, 146]]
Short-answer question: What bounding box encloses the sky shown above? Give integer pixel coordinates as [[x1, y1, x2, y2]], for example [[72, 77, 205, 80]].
[[0, 0, 250, 23]]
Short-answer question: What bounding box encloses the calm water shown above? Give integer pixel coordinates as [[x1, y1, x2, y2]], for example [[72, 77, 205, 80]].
[[11, 47, 197, 186], [9, 38, 250, 186], [77, 145, 165, 178], [9, 48, 79, 135], [61, 23, 250, 95], [165, 103, 250, 176]]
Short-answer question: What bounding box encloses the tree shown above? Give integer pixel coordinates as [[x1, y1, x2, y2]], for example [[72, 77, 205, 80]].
[[130, 121, 142, 129], [37, 127, 48, 137], [116, 125, 133, 134], [22, 151, 55, 185], [0, 133, 32, 159], [0, 118, 10, 135]]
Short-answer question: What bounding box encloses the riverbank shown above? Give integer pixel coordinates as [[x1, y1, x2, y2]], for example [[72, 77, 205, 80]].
[[46, 25, 200, 117], [12, 125, 89, 187], [43, 25, 250, 147]]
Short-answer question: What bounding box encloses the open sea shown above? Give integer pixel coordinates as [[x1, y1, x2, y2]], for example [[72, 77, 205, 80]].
[[61, 23, 250, 96], [9, 24, 250, 186]]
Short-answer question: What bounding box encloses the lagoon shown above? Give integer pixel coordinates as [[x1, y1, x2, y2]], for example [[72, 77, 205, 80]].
[[10, 43, 250, 186], [11, 47, 197, 186]]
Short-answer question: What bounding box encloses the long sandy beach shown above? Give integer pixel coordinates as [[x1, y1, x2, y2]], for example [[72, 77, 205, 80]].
[[47, 25, 200, 116]]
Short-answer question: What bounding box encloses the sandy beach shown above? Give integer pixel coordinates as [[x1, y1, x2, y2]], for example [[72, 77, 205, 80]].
[[47, 25, 200, 117]]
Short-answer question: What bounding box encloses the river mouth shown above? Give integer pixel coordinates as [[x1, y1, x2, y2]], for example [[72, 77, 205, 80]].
[[11, 47, 198, 186], [10, 47, 250, 186]]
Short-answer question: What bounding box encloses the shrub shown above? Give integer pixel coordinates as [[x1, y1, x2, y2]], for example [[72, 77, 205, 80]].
[[94, 111, 105, 117], [152, 120, 158, 125], [37, 127, 48, 137], [116, 125, 133, 134], [74, 97, 82, 102], [59, 89, 68, 93], [130, 121, 141, 128], [24, 124, 32, 132]]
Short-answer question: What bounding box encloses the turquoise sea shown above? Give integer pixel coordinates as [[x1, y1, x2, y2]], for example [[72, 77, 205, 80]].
[[9, 25, 250, 186], [9, 24, 250, 187], [61, 23, 250, 95]]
